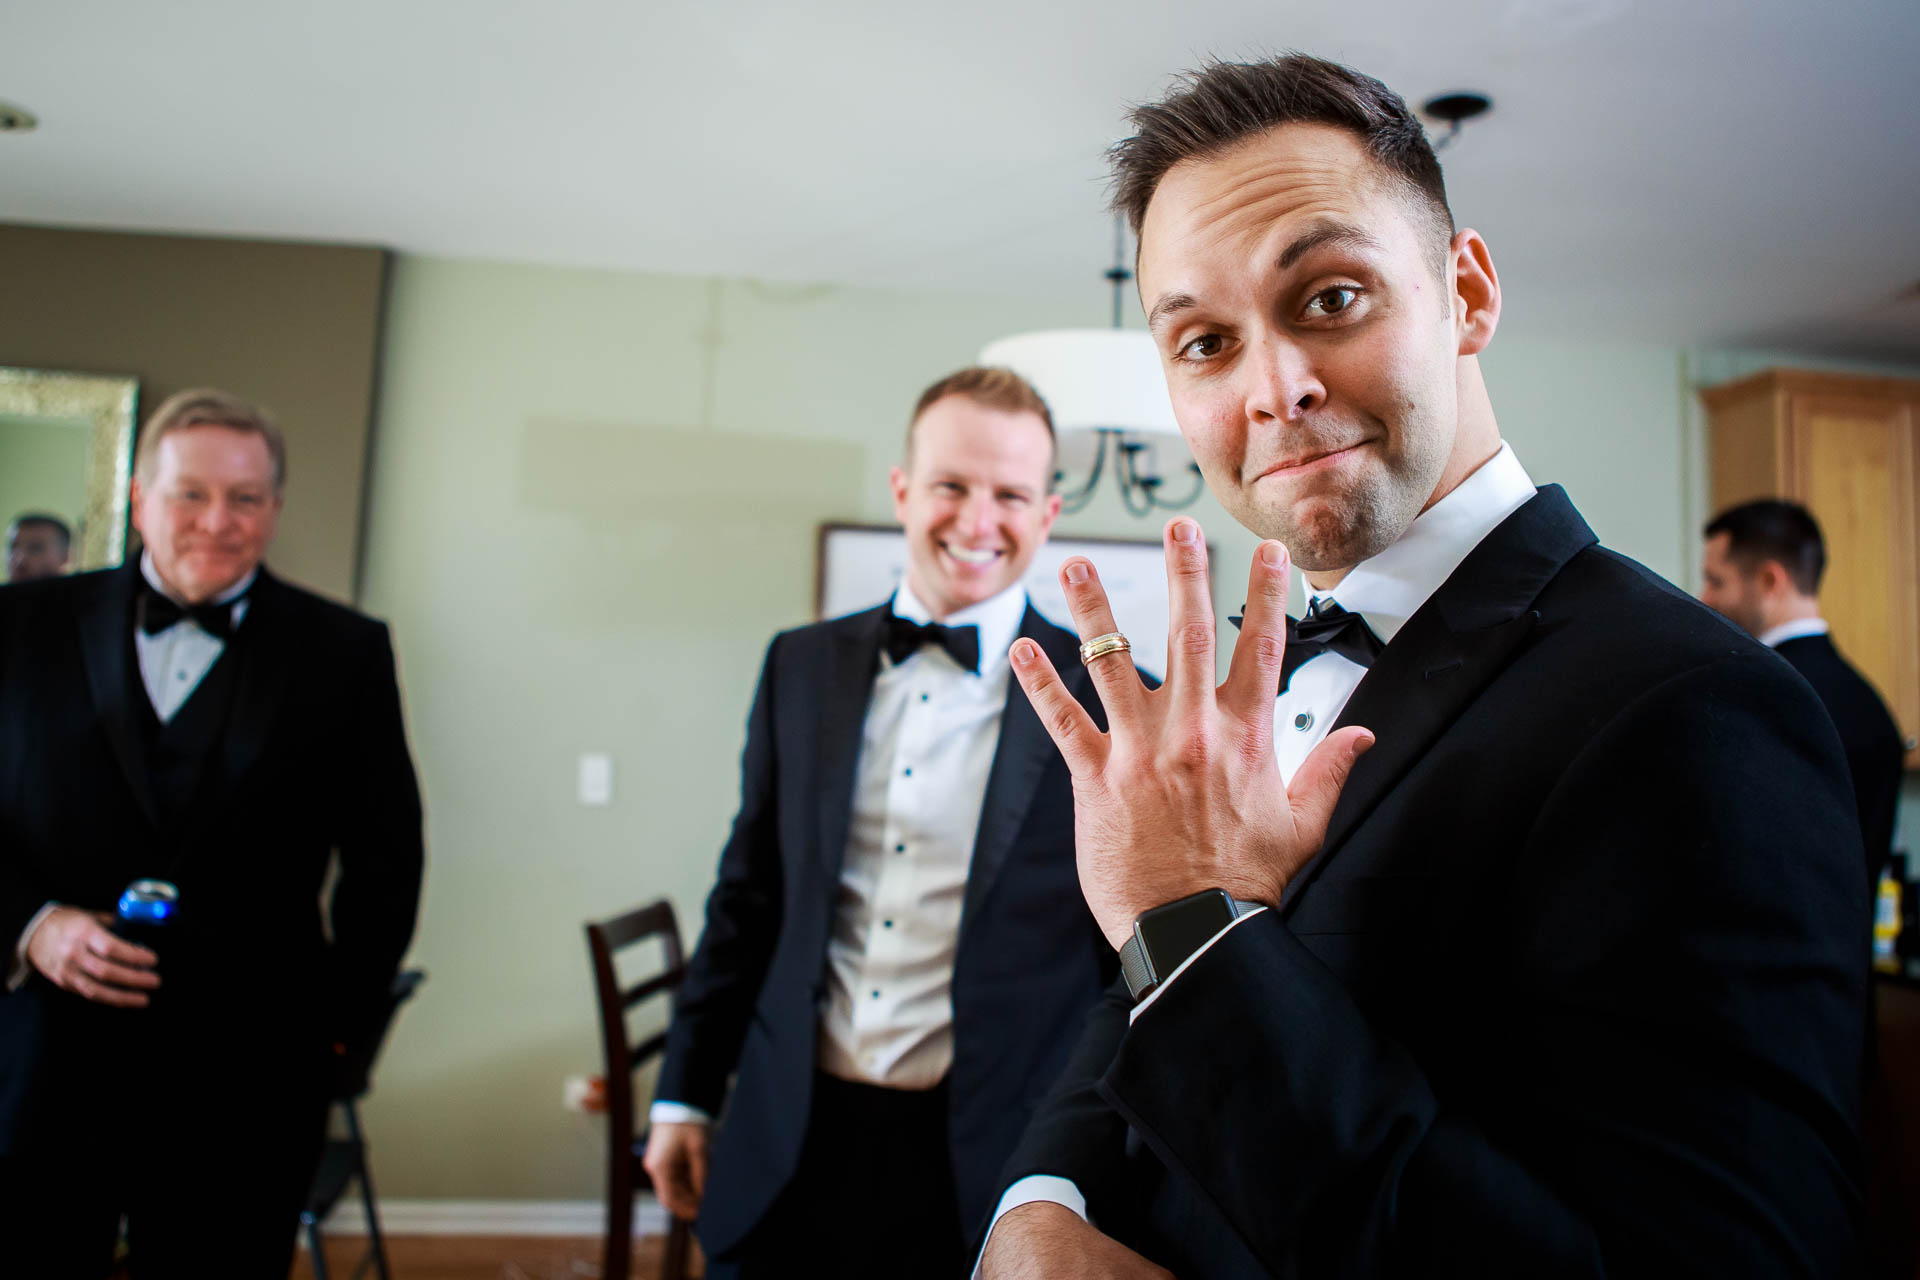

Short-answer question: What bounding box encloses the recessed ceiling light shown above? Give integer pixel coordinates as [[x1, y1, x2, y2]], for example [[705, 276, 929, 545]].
[[0, 101, 39, 134]]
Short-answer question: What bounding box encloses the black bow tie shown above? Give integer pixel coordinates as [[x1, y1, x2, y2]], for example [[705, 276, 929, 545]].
[[1230, 598, 1384, 692], [141, 584, 244, 639], [884, 613, 981, 675]]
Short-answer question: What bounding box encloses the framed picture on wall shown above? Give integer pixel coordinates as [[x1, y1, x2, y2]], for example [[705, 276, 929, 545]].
[[815, 522, 1209, 680]]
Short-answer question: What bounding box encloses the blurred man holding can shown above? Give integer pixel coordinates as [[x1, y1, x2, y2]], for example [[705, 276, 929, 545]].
[[0, 389, 425, 1277]]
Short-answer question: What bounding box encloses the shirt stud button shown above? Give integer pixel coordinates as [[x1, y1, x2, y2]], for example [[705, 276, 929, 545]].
[[1294, 711, 1314, 732]]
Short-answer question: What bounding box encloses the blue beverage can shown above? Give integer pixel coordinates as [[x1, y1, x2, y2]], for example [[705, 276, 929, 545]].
[[112, 879, 175, 1011], [116, 879, 179, 928]]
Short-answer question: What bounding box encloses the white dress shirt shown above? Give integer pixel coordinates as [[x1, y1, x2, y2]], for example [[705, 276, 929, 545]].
[[652, 578, 1032, 1127], [979, 443, 1538, 1261], [7, 553, 256, 990], [1758, 617, 1829, 648], [133, 552, 256, 723]]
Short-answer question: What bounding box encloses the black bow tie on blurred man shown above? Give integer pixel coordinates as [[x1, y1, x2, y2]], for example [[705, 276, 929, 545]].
[[141, 585, 245, 640], [884, 612, 981, 675]]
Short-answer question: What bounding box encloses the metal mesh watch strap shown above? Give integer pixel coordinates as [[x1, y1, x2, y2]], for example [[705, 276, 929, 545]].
[[1118, 930, 1155, 1000], [1118, 890, 1259, 1002]]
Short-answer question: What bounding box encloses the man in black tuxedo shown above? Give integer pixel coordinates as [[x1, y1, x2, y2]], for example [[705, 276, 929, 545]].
[[0, 389, 424, 1277], [644, 367, 1113, 1277], [1703, 498, 1906, 884], [980, 56, 1868, 1278]]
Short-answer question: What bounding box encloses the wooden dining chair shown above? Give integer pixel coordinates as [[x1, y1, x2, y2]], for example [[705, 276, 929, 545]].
[[586, 899, 695, 1280]]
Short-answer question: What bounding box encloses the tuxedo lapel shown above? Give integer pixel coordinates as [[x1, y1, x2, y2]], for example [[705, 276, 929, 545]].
[[1281, 486, 1598, 912], [814, 606, 886, 882], [74, 561, 159, 829], [213, 570, 294, 801], [959, 609, 1079, 940]]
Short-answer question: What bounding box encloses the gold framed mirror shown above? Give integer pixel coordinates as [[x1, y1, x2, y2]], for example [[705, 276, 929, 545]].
[[0, 366, 139, 578]]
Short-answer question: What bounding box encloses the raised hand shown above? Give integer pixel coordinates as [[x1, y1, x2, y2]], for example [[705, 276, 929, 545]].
[[979, 1202, 1176, 1279], [1009, 517, 1374, 948]]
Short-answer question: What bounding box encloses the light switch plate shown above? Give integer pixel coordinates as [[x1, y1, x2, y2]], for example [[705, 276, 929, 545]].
[[578, 753, 614, 806]]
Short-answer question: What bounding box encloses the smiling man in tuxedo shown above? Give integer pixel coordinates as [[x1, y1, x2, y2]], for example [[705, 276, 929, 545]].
[[644, 367, 1114, 1277], [0, 388, 424, 1277], [978, 55, 1868, 1278]]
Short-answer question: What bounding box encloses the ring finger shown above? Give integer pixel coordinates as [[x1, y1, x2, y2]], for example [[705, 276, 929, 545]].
[[1058, 557, 1144, 720]]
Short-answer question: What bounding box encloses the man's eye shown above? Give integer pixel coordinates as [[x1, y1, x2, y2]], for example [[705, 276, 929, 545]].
[[1304, 287, 1361, 318], [1177, 334, 1224, 363]]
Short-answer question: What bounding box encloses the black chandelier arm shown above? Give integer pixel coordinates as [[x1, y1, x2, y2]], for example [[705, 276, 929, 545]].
[[1054, 428, 1113, 515], [1153, 462, 1208, 510], [1116, 440, 1156, 517], [1114, 438, 1207, 515]]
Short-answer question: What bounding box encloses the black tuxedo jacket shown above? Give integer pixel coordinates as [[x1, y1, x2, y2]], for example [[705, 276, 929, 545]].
[[998, 487, 1869, 1277], [0, 561, 424, 1153], [1773, 634, 1905, 883], [655, 602, 1114, 1258]]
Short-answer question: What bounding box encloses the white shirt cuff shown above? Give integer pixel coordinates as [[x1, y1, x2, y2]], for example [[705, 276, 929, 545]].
[[972, 1175, 1088, 1278], [648, 1100, 712, 1127], [1128, 905, 1267, 1023], [7, 902, 59, 993]]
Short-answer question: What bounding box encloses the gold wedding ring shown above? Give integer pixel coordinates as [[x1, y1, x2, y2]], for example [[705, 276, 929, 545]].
[[1079, 632, 1132, 665]]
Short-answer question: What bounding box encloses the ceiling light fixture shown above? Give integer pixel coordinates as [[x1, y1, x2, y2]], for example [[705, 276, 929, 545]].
[[0, 101, 39, 134], [980, 216, 1203, 516], [1421, 91, 1491, 151]]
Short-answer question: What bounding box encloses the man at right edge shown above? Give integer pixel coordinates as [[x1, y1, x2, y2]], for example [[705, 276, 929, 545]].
[[979, 55, 1866, 1277]]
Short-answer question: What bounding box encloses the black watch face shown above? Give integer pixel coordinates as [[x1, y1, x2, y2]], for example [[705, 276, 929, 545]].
[[1138, 890, 1238, 976]]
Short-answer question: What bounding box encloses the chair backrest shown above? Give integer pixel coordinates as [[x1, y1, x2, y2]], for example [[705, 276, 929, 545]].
[[585, 901, 687, 1143], [335, 968, 428, 1100]]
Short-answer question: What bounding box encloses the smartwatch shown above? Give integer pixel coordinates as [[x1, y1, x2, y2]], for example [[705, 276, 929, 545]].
[[1117, 889, 1255, 1002]]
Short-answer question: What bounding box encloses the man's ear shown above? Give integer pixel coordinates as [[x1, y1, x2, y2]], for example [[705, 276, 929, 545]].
[[1451, 229, 1501, 356], [1038, 491, 1063, 538], [1757, 559, 1791, 597], [888, 466, 910, 525]]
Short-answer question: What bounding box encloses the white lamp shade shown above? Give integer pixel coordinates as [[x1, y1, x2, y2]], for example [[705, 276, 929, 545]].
[[979, 329, 1181, 437]]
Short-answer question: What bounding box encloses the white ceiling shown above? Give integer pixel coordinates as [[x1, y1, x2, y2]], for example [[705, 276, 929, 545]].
[[5, 0, 1918, 357]]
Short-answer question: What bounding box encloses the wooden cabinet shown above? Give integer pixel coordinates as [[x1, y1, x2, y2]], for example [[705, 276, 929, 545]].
[[1702, 369, 1920, 769]]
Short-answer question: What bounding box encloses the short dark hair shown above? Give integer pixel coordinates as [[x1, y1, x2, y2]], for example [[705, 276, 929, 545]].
[[1705, 499, 1826, 595], [8, 512, 71, 551], [1110, 54, 1455, 267], [906, 366, 1057, 486]]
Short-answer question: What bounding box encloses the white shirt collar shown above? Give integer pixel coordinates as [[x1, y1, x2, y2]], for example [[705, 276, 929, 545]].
[[890, 578, 1029, 677], [139, 550, 258, 607], [1758, 616, 1829, 648], [1308, 442, 1537, 644]]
